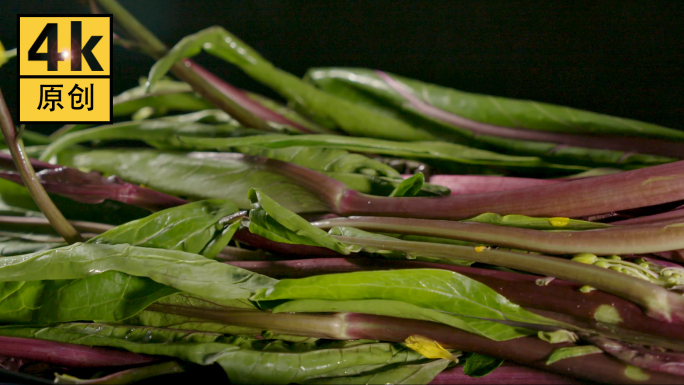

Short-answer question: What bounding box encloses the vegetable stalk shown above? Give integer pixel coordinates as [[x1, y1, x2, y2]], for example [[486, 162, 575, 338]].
[[93, 0, 273, 131], [312, 216, 684, 255], [0, 89, 82, 244]]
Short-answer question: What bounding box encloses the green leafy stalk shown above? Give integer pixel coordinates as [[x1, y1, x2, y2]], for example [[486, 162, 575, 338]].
[[147, 26, 436, 141], [244, 190, 684, 323], [331, 235, 684, 323], [0, 323, 440, 385], [311, 216, 684, 255], [0, 89, 82, 244], [93, 0, 273, 131], [307, 68, 681, 166], [0, 242, 275, 323]]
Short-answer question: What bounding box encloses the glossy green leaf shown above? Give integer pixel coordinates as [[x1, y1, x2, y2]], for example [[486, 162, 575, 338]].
[[147, 27, 436, 142], [174, 134, 589, 177], [305, 68, 678, 169], [41, 119, 450, 196], [390, 173, 424, 197], [0, 324, 436, 385], [58, 149, 328, 213], [248, 188, 349, 254], [88, 199, 241, 258], [545, 346, 603, 365], [271, 299, 532, 341], [113, 79, 214, 118], [463, 353, 504, 377], [252, 269, 557, 332], [40, 117, 262, 161], [0, 242, 275, 323]]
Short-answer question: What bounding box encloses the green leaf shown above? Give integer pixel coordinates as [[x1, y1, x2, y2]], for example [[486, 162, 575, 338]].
[[174, 134, 589, 177], [41, 119, 450, 196], [57, 149, 328, 213], [40, 117, 262, 161], [304, 358, 450, 385], [271, 299, 532, 341], [0, 272, 175, 323], [463, 353, 504, 377], [305, 68, 678, 169], [545, 346, 603, 365], [252, 269, 557, 334], [0, 243, 275, 322], [113, 78, 214, 118], [390, 173, 424, 197], [88, 199, 241, 258], [248, 188, 349, 255], [464, 212, 610, 230], [147, 27, 436, 142], [0, 324, 434, 385]]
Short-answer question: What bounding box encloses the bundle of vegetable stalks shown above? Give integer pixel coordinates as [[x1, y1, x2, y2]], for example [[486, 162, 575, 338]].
[[2, 1, 684, 383]]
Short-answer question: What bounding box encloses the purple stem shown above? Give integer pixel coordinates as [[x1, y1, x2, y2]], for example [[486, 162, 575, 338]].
[[347, 313, 684, 384], [428, 174, 563, 195], [226, 258, 684, 343], [590, 336, 684, 377], [0, 166, 188, 212], [0, 152, 58, 171], [377, 70, 684, 158], [429, 363, 583, 385], [183, 60, 316, 133], [614, 206, 684, 226], [337, 159, 684, 219], [0, 336, 158, 368], [232, 228, 341, 258]]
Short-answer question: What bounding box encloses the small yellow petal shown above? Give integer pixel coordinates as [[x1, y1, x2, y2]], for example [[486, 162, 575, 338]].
[[549, 217, 570, 227], [474, 245, 487, 252], [405, 335, 460, 362]]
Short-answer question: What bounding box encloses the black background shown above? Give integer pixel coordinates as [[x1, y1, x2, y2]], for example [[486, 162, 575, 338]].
[[1, 0, 682, 134]]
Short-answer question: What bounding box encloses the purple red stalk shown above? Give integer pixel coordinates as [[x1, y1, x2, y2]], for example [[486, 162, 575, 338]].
[[232, 228, 341, 258], [428, 175, 563, 195], [614, 206, 684, 226], [226, 258, 684, 343], [214, 153, 684, 220], [183, 60, 317, 134], [0, 336, 158, 368], [335, 159, 684, 219], [150, 302, 684, 384], [377, 70, 684, 158], [0, 165, 188, 212], [346, 313, 683, 384], [589, 336, 684, 377]]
